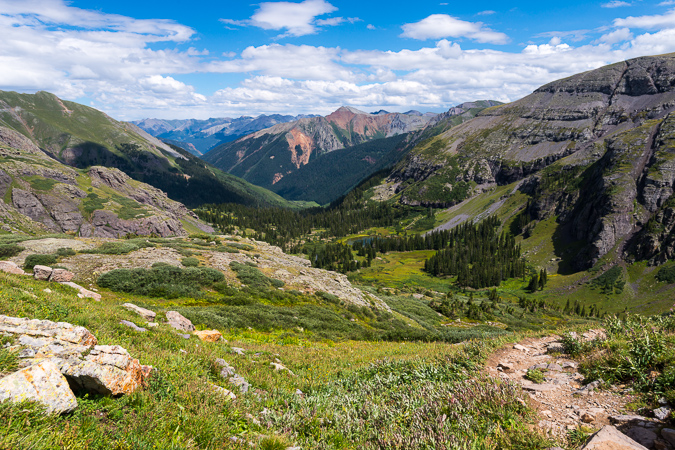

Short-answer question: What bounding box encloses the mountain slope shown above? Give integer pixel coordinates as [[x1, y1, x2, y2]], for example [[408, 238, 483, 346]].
[[0, 126, 211, 237], [0, 90, 299, 209], [202, 107, 437, 191], [387, 54, 675, 269]]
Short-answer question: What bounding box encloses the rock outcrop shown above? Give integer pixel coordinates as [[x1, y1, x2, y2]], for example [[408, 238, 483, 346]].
[[582, 425, 648, 450], [0, 315, 149, 407]]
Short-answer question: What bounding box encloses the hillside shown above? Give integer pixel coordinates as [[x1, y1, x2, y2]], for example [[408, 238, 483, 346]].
[[384, 54, 675, 271], [133, 113, 317, 155], [0, 90, 300, 209]]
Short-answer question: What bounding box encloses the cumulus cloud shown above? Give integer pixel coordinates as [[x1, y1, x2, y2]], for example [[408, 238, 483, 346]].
[[220, 0, 341, 38], [400, 14, 509, 44], [595, 27, 634, 44]]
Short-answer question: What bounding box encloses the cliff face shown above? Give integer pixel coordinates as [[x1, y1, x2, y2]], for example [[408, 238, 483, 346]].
[[202, 107, 437, 190], [390, 54, 675, 268]]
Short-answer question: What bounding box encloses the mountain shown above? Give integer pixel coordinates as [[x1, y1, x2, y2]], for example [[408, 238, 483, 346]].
[[386, 54, 675, 269], [0, 90, 302, 209], [201, 106, 440, 197], [0, 126, 211, 237], [133, 113, 316, 155]]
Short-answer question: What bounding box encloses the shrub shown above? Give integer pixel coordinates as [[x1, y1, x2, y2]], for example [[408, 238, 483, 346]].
[[55, 247, 76, 258], [83, 239, 154, 255], [316, 291, 339, 304], [0, 244, 24, 259], [23, 254, 57, 271], [97, 265, 225, 299], [525, 368, 545, 384], [657, 265, 675, 284], [181, 257, 199, 267]]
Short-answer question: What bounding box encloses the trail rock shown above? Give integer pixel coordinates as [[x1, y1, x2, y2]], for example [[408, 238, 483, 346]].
[[122, 303, 156, 321], [166, 311, 194, 332], [662, 428, 675, 446], [193, 330, 222, 342], [522, 384, 559, 392], [0, 261, 26, 275], [48, 269, 74, 283], [120, 320, 147, 332], [0, 360, 77, 414], [654, 407, 672, 421], [627, 427, 659, 448], [582, 425, 648, 449], [514, 344, 529, 352], [33, 265, 53, 281]]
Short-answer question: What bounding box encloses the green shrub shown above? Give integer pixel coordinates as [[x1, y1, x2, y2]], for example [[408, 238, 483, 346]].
[[0, 244, 24, 259], [23, 254, 57, 271], [657, 265, 675, 284], [525, 368, 544, 384], [97, 265, 225, 299], [55, 248, 76, 258], [83, 240, 154, 255], [316, 291, 339, 304], [181, 257, 199, 267], [230, 261, 276, 290]]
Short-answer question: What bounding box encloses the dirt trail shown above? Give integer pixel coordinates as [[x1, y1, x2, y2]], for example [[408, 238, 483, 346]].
[[485, 330, 637, 440]]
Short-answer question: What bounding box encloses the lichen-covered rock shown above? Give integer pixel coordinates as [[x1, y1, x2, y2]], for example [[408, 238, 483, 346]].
[[0, 315, 97, 347], [122, 303, 156, 322], [120, 320, 147, 332], [166, 311, 194, 332], [33, 265, 53, 281], [48, 269, 74, 283], [0, 360, 77, 414], [56, 345, 145, 396], [193, 330, 221, 342]]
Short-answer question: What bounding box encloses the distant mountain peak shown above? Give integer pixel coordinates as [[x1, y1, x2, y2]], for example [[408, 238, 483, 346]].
[[333, 106, 370, 116], [370, 110, 390, 115]]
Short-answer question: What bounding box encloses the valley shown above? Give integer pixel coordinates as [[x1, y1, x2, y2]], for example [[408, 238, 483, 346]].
[[2, 54, 675, 449]]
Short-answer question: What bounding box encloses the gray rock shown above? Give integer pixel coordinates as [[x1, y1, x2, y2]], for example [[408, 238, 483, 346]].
[[229, 375, 250, 393], [122, 303, 156, 322], [611, 415, 650, 425], [33, 265, 53, 281], [59, 281, 101, 300], [49, 269, 74, 283], [662, 428, 675, 447], [655, 407, 672, 421], [166, 311, 194, 332], [12, 189, 59, 231], [0, 360, 77, 414], [582, 425, 648, 449], [231, 347, 245, 355], [514, 344, 529, 352], [215, 359, 235, 378], [120, 320, 147, 332], [626, 427, 658, 448], [547, 343, 565, 353]]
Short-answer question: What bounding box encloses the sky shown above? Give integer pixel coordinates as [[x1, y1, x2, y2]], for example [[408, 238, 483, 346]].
[[1, 0, 675, 120]]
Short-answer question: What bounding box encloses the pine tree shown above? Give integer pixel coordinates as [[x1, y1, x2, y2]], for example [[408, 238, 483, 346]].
[[527, 274, 540, 293]]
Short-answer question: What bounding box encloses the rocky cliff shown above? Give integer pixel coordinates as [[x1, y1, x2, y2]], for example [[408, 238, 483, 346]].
[[389, 54, 675, 268]]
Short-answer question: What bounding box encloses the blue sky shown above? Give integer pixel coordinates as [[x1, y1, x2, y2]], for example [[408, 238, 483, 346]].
[[1, 0, 675, 120]]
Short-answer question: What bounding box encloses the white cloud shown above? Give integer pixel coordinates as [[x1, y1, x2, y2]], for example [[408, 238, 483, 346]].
[[367, 24, 376, 30], [614, 8, 675, 28], [602, 1, 631, 8], [595, 27, 634, 44], [477, 10, 496, 16], [660, 1, 675, 5], [221, 0, 339, 38], [400, 14, 509, 44]]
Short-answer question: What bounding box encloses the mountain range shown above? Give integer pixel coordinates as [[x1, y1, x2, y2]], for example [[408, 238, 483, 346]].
[[133, 113, 317, 155]]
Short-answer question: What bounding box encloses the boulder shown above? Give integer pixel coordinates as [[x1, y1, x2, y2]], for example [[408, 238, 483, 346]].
[[654, 407, 672, 421], [662, 428, 675, 447], [56, 345, 145, 396], [626, 427, 658, 448], [193, 329, 222, 342], [582, 425, 648, 450], [120, 320, 147, 333], [0, 360, 77, 414], [60, 281, 101, 300], [0, 315, 97, 346], [122, 303, 156, 322], [0, 261, 26, 275], [48, 269, 74, 283], [33, 265, 53, 281], [165, 311, 194, 332]]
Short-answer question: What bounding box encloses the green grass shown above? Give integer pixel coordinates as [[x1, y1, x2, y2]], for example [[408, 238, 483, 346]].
[[0, 270, 555, 450]]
